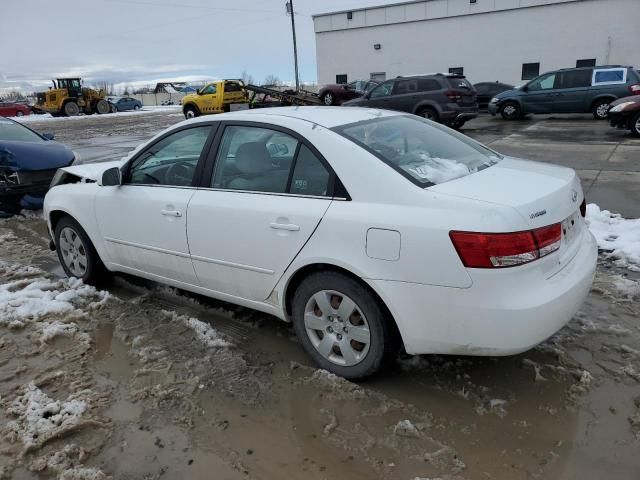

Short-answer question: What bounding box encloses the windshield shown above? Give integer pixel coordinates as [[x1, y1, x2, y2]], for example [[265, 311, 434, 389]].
[[0, 119, 44, 143], [336, 116, 502, 186]]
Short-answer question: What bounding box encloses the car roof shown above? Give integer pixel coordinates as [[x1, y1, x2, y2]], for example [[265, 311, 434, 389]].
[[185, 106, 403, 129]]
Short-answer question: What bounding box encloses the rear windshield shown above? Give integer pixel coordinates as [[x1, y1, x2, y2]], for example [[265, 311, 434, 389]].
[[336, 116, 501, 186], [447, 77, 473, 90]]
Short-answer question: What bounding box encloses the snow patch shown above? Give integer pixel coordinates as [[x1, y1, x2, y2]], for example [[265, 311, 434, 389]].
[[162, 310, 230, 348], [586, 204, 640, 270], [5, 383, 87, 448]]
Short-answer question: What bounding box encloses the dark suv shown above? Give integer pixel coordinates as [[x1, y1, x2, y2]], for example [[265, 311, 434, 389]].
[[489, 65, 640, 120], [343, 74, 478, 128]]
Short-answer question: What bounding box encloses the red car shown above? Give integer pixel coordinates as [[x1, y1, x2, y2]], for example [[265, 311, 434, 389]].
[[318, 80, 378, 106], [0, 102, 31, 118]]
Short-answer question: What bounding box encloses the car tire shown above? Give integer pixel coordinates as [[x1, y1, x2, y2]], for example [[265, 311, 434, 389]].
[[95, 99, 110, 114], [54, 215, 108, 285], [110, 104, 118, 113], [16, 111, 24, 117], [322, 92, 335, 106], [630, 112, 640, 138], [63, 102, 80, 117], [291, 271, 397, 380], [418, 107, 439, 122], [500, 101, 521, 120], [184, 105, 199, 119], [592, 99, 611, 120], [134, 104, 141, 110]]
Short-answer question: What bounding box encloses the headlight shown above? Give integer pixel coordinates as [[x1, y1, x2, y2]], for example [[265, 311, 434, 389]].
[[490, 97, 500, 104], [609, 101, 636, 113], [71, 150, 82, 164]]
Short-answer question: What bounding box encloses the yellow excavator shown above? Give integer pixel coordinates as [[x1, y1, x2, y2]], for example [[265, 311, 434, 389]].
[[34, 78, 111, 117]]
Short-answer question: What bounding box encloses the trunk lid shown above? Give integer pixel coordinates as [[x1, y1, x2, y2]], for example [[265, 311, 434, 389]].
[[430, 157, 585, 276]]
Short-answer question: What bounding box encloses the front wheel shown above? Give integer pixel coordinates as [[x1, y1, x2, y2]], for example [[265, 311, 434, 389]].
[[95, 99, 110, 114], [592, 99, 611, 120], [322, 92, 335, 106], [292, 272, 397, 380], [63, 101, 80, 117], [54, 216, 108, 285], [134, 104, 141, 110], [500, 101, 521, 120], [184, 105, 199, 119], [16, 111, 24, 117], [630, 112, 640, 137]]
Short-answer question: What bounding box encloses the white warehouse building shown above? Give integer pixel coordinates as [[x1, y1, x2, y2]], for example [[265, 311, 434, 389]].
[[313, 0, 640, 87]]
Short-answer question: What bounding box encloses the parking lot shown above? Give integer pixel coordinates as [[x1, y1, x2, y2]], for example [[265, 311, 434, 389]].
[[0, 109, 638, 480]]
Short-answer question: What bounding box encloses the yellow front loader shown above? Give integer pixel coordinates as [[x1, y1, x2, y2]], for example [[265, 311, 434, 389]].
[[34, 78, 111, 117]]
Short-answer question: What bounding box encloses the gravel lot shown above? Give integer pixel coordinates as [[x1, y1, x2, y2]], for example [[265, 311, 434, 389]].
[[1, 110, 639, 480]]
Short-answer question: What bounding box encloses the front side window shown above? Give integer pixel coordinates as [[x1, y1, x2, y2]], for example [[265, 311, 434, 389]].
[[369, 80, 394, 98], [336, 116, 502, 187], [212, 125, 331, 196], [201, 84, 217, 95], [393, 80, 418, 95], [527, 73, 557, 91], [128, 126, 211, 186]]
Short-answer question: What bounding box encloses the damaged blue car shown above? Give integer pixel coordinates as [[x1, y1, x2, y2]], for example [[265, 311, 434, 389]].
[[0, 118, 75, 215]]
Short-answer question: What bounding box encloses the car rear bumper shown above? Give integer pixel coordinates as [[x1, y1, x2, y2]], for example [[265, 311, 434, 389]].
[[369, 228, 597, 356], [440, 105, 478, 124]]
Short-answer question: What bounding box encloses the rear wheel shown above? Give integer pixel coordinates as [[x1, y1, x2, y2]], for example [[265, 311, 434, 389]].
[[184, 105, 199, 119], [418, 107, 439, 122], [292, 272, 397, 380], [500, 101, 521, 120], [95, 99, 110, 114], [592, 99, 611, 120], [134, 104, 141, 110], [63, 101, 80, 117], [322, 92, 335, 106], [15, 111, 24, 117], [54, 216, 108, 285], [630, 112, 640, 137]]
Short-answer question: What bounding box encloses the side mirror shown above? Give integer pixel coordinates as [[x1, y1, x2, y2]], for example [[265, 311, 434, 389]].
[[42, 133, 54, 140], [100, 167, 122, 186]]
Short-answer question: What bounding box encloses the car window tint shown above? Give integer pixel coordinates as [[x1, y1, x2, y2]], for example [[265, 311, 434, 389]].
[[393, 80, 418, 94], [289, 145, 330, 196], [417, 79, 441, 92], [338, 116, 502, 186], [212, 126, 299, 194], [474, 84, 488, 93], [528, 73, 557, 91], [201, 85, 216, 94], [0, 119, 43, 142], [128, 126, 211, 187], [369, 81, 394, 98], [593, 69, 627, 85], [558, 70, 592, 89]]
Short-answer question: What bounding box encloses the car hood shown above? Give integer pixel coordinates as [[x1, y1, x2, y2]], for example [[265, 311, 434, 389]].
[[494, 88, 521, 100], [428, 157, 582, 228], [182, 93, 198, 104], [611, 95, 640, 107], [60, 159, 125, 181], [0, 140, 74, 171]]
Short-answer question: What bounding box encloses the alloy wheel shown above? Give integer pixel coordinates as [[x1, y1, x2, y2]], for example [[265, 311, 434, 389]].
[[303, 290, 371, 366], [59, 226, 88, 277], [596, 103, 610, 119], [323, 93, 334, 106]]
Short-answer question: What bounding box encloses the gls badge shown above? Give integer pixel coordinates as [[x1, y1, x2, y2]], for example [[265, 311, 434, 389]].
[[530, 210, 547, 219]]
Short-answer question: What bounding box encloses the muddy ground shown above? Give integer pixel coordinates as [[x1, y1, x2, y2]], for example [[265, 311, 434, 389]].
[[2, 111, 639, 479], [0, 212, 639, 480]]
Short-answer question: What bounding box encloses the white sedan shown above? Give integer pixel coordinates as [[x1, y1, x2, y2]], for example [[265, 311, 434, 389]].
[[44, 107, 597, 379]]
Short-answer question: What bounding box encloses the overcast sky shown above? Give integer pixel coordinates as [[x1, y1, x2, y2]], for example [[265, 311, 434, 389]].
[[0, 0, 387, 93]]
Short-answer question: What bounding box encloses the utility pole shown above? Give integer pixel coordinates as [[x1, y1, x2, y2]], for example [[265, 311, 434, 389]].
[[286, 0, 300, 92]]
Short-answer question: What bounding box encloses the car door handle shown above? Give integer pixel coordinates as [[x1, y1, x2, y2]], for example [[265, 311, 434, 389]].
[[270, 222, 300, 232], [161, 209, 182, 217]]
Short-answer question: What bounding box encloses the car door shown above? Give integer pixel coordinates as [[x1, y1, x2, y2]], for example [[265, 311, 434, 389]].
[[199, 84, 219, 113], [95, 124, 216, 285], [389, 79, 420, 113], [187, 122, 335, 301], [521, 72, 558, 114], [364, 80, 396, 110], [553, 69, 593, 113], [0, 103, 9, 117]]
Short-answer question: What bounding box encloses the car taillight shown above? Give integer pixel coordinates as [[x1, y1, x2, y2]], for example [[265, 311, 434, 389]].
[[445, 90, 463, 102], [580, 198, 586, 217], [630, 84, 640, 95], [450, 223, 561, 268]]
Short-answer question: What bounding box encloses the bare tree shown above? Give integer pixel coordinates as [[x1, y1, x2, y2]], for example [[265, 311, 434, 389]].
[[241, 70, 254, 85], [0, 89, 26, 102], [93, 81, 115, 95], [263, 74, 281, 87]]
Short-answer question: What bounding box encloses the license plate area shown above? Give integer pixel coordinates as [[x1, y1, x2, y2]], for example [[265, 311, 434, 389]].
[[561, 211, 581, 246]]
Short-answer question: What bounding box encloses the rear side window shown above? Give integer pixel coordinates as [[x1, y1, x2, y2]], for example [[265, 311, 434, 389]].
[[417, 79, 441, 92], [593, 68, 627, 85], [336, 116, 501, 187], [558, 69, 592, 89], [393, 80, 418, 94]]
